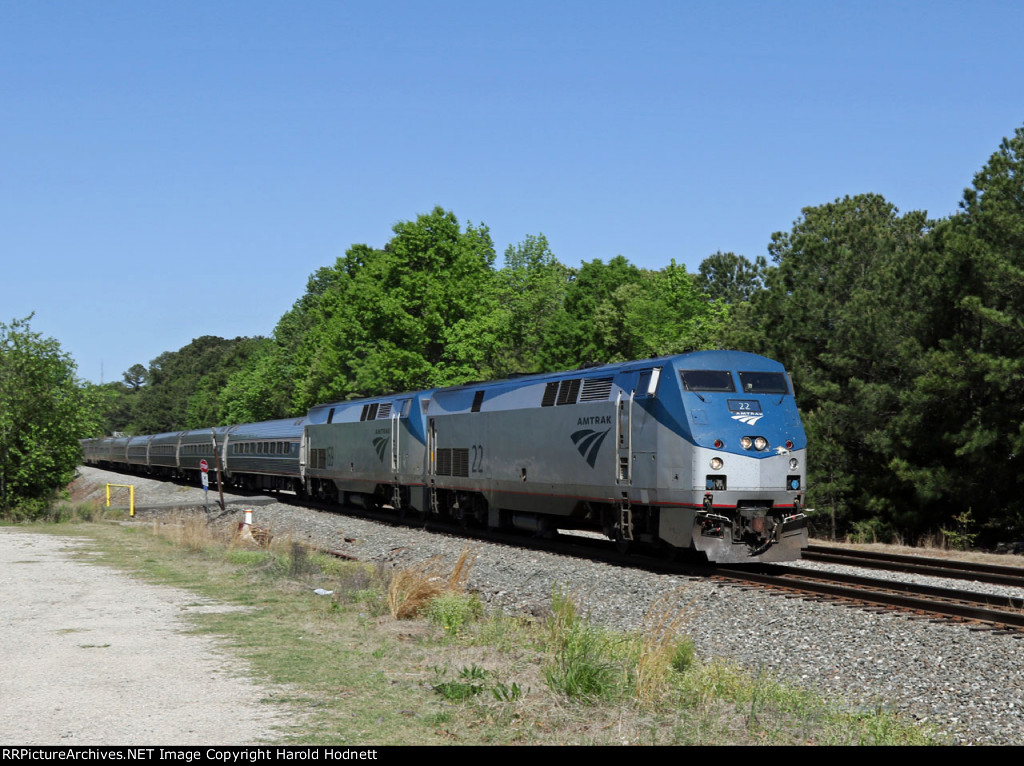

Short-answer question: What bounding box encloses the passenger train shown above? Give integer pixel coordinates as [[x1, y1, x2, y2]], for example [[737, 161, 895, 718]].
[[82, 350, 809, 563]]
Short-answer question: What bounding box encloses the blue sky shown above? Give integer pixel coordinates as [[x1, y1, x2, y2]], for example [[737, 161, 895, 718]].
[[3, 1, 1022, 384]]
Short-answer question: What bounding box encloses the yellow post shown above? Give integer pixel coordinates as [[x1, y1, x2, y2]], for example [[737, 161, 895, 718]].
[[105, 484, 136, 516]]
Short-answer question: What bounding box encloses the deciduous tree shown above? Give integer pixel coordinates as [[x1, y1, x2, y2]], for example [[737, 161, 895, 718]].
[[0, 316, 99, 518]]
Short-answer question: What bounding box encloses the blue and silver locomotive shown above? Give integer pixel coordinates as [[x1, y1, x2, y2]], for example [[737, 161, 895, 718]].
[[83, 350, 808, 563]]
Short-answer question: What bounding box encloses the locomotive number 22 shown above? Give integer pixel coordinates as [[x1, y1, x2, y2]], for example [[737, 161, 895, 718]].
[[471, 444, 484, 473]]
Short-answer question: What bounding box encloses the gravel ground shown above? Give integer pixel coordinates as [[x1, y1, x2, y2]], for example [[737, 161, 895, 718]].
[[67, 467, 1024, 744], [0, 529, 288, 745]]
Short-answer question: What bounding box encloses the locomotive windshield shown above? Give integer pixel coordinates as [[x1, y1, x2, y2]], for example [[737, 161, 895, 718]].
[[680, 370, 735, 392], [738, 371, 790, 394]]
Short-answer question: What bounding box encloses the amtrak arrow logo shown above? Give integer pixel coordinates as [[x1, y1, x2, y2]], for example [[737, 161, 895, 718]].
[[731, 413, 764, 425], [372, 436, 389, 462], [571, 428, 610, 468]]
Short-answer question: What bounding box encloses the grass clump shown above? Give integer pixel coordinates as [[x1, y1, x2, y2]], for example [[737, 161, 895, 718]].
[[387, 547, 478, 620], [542, 585, 698, 706], [150, 510, 225, 553], [634, 588, 697, 702], [424, 590, 483, 636], [543, 585, 626, 702]]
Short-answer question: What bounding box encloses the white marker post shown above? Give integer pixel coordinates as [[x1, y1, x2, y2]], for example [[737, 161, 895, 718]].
[[200, 459, 209, 510], [237, 508, 255, 543]]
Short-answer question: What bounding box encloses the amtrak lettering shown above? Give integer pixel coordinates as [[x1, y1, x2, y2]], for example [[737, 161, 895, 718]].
[[576, 415, 612, 426]]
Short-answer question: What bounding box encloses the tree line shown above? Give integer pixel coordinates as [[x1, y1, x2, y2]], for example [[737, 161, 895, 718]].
[[6, 126, 1023, 543]]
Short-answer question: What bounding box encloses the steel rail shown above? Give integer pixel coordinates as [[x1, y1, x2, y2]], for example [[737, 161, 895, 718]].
[[716, 565, 1024, 631], [802, 545, 1024, 587]]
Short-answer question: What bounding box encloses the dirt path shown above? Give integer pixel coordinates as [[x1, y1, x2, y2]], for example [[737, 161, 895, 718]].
[[0, 529, 287, 745]]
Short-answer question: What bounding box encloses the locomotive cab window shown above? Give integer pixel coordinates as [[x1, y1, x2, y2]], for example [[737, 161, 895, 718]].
[[636, 368, 662, 398], [738, 371, 790, 394], [680, 370, 735, 392]]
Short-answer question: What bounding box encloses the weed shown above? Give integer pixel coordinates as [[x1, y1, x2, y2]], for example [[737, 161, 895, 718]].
[[150, 511, 223, 552], [34, 500, 111, 524], [458, 663, 487, 681], [471, 613, 536, 652], [431, 664, 489, 702], [425, 591, 483, 636], [225, 549, 272, 567], [848, 518, 894, 544], [492, 681, 525, 702], [387, 563, 447, 619], [942, 509, 977, 551], [634, 588, 697, 703], [287, 541, 321, 578], [543, 585, 624, 703]]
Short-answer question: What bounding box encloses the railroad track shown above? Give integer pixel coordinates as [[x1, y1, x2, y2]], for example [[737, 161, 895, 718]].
[[715, 563, 1024, 634], [117, 474, 1024, 633], [802, 544, 1024, 587], [383, 521, 1024, 634]]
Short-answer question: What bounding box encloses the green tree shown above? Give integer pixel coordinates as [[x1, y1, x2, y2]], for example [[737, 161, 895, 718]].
[[697, 251, 767, 304], [122, 363, 147, 390], [289, 207, 500, 408], [903, 126, 1024, 537], [493, 234, 573, 374], [728, 194, 935, 536], [536, 255, 645, 368], [0, 316, 100, 518], [130, 336, 262, 433], [593, 260, 725, 361]]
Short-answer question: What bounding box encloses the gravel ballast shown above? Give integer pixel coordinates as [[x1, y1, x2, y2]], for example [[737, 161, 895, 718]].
[[59, 467, 1024, 744]]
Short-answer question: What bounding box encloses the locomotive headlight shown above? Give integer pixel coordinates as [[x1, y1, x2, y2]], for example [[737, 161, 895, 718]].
[[740, 436, 753, 450], [753, 436, 768, 451], [789, 457, 799, 470], [710, 457, 724, 470]]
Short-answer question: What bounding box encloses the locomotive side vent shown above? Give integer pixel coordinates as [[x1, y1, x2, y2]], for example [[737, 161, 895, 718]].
[[556, 378, 582, 405], [376, 402, 392, 419], [436, 448, 452, 476], [452, 448, 470, 477], [541, 381, 559, 407], [579, 377, 614, 402]]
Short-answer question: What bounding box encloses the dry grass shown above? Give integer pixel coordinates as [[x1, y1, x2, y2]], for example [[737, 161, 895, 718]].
[[386, 547, 478, 619], [149, 510, 227, 552], [635, 587, 697, 703]]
